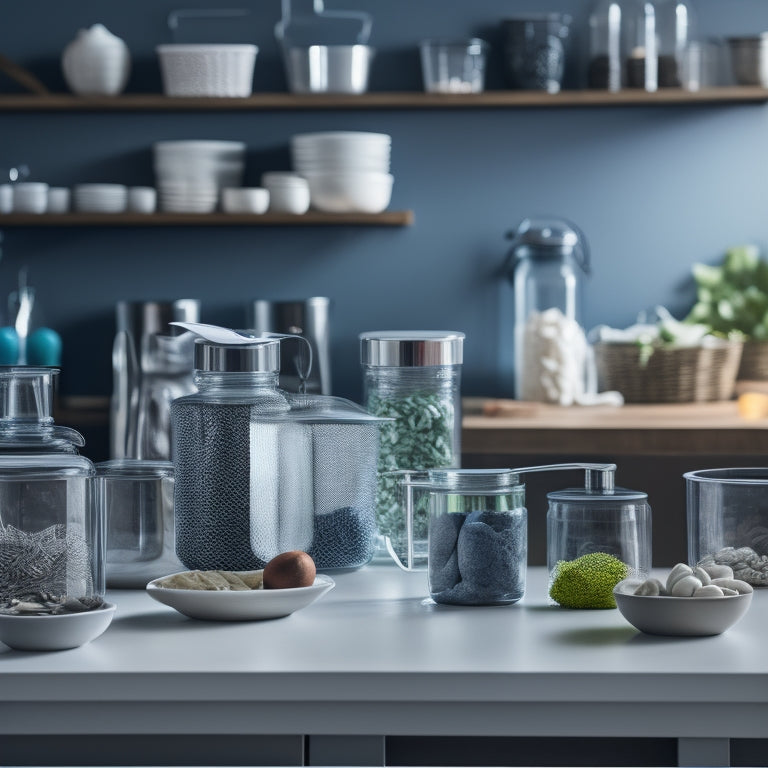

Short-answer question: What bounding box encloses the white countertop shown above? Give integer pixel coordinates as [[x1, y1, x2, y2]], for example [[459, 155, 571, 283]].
[[0, 566, 766, 740]]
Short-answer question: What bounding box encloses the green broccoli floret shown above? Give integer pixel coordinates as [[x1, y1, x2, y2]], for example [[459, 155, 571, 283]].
[[549, 552, 629, 609]]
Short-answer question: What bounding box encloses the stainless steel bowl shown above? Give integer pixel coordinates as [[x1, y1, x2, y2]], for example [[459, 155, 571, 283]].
[[727, 35, 768, 86], [282, 44, 374, 94]]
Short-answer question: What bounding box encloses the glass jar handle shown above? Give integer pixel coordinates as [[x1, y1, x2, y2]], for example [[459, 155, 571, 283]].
[[509, 462, 616, 491]]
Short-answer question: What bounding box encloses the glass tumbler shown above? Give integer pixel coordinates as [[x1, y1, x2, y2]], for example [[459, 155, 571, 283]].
[[420, 38, 489, 93]]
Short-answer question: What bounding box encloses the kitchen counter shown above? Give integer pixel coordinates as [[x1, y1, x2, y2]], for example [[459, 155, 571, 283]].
[[463, 400, 768, 457], [0, 566, 765, 767]]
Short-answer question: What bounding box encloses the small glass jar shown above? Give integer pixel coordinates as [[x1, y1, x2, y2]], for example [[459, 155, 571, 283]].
[[360, 330, 464, 570], [655, 0, 694, 87], [504, 218, 590, 404], [96, 459, 180, 588], [424, 469, 526, 605], [547, 478, 651, 608], [624, 0, 658, 90], [588, 0, 628, 90], [0, 367, 102, 614]]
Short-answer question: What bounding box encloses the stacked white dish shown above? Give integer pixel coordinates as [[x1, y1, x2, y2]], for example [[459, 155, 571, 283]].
[[74, 184, 128, 213], [290, 132, 393, 213], [154, 141, 246, 213]]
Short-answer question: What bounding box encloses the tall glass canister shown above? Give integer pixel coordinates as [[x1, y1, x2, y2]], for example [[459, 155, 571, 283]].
[[0, 367, 103, 615], [588, 0, 628, 90], [360, 331, 464, 570]]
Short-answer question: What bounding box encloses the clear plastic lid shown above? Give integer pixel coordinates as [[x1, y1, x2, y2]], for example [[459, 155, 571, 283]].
[[547, 486, 648, 503]]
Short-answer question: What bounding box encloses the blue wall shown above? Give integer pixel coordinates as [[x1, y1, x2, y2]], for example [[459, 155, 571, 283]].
[[2, 0, 768, 411]]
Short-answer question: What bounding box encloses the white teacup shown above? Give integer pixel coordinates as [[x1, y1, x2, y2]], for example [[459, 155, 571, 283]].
[[128, 186, 157, 214], [47, 187, 71, 213], [221, 187, 269, 214]]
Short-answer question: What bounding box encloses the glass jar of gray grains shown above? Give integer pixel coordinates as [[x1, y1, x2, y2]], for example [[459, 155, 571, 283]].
[[360, 330, 465, 570]]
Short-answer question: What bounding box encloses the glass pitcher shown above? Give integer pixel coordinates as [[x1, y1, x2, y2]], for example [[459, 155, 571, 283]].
[[0, 367, 102, 615], [503, 217, 591, 404]]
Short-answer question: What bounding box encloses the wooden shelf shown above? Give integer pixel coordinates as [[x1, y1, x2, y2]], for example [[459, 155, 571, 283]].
[[0, 87, 766, 111], [0, 210, 414, 227]]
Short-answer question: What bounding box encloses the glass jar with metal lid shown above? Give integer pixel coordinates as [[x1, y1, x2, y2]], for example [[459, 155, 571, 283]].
[[171, 323, 386, 572], [360, 330, 465, 570], [547, 465, 651, 608]]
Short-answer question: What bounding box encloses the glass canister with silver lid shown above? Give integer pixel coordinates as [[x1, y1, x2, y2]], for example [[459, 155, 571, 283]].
[[360, 330, 465, 570]]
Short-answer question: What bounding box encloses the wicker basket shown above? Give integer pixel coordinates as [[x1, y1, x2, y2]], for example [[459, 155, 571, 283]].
[[595, 340, 744, 403], [737, 340, 768, 381]]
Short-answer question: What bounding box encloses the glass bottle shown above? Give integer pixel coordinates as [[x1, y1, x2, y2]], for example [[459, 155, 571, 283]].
[[0, 367, 102, 614], [504, 218, 590, 404], [588, 0, 628, 90], [360, 330, 464, 570], [624, 0, 658, 91], [655, 0, 694, 87]]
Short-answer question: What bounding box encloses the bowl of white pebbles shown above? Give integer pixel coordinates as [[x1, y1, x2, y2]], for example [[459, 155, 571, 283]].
[[613, 562, 753, 637]]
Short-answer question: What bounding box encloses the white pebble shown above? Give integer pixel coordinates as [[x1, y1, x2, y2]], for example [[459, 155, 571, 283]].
[[693, 566, 712, 585], [692, 585, 724, 598], [700, 564, 734, 580], [666, 563, 694, 593], [670, 574, 703, 596], [634, 578, 665, 596], [711, 577, 753, 595]]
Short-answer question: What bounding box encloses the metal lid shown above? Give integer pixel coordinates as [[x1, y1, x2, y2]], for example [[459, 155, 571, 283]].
[[194, 337, 280, 373], [359, 330, 464, 366], [547, 486, 648, 503]]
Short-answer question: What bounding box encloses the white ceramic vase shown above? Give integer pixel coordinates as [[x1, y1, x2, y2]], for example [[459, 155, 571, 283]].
[[62, 24, 131, 95]]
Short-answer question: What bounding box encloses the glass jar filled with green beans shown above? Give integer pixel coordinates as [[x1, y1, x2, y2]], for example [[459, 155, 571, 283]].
[[360, 330, 465, 570]]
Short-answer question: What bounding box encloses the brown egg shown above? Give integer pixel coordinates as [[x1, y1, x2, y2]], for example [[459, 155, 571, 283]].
[[263, 551, 316, 589]]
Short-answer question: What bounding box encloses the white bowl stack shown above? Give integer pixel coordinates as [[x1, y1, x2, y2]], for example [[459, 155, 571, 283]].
[[290, 132, 393, 213], [153, 141, 246, 213], [74, 184, 128, 213]]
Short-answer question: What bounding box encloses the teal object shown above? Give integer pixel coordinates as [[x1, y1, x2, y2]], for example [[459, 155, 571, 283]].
[[27, 327, 62, 366], [0, 327, 19, 365]]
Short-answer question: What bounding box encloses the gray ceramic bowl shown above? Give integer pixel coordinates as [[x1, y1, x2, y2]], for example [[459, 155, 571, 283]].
[[0, 603, 116, 651], [613, 581, 752, 636]]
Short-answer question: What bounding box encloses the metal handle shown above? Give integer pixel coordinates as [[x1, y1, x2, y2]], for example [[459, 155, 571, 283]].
[[509, 462, 616, 491]]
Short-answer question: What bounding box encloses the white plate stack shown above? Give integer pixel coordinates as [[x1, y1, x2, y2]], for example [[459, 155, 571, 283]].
[[153, 141, 246, 213], [74, 184, 128, 213], [290, 132, 393, 213]]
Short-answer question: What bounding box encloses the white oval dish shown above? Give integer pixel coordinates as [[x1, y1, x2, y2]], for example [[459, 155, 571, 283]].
[[0, 602, 116, 651], [146, 573, 335, 621], [613, 579, 752, 636]]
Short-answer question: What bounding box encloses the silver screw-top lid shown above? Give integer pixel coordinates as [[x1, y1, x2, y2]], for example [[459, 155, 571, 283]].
[[194, 338, 280, 373], [359, 330, 464, 367]]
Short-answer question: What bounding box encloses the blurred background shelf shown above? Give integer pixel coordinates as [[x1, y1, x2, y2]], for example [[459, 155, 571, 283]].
[[0, 211, 414, 226], [0, 87, 766, 111]]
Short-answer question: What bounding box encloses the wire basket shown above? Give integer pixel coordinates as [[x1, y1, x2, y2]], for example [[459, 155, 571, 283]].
[[737, 340, 768, 382], [595, 340, 744, 403]]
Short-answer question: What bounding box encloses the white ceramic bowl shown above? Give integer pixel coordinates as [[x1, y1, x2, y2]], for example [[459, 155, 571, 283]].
[[262, 173, 310, 214], [127, 186, 156, 213], [305, 171, 393, 213], [157, 45, 258, 97], [146, 574, 334, 621], [613, 579, 753, 636], [47, 187, 71, 213], [221, 187, 270, 214], [12, 182, 49, 214], [0, 603, 116, 651]]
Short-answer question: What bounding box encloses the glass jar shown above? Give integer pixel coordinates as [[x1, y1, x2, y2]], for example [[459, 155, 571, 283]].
[[588, 0, 628, 90], [655, 0, 694, 87], [172, 328, 385, 572], [0, 367, 103, 614], [422, 469, 526, 605], [547, 468, 651, 608], [624, 0, 658, 90], [96, 459, 180, 588], [504, 218, 590, 404], [360, 330, 464, 570], [685, 468, 768, 587]]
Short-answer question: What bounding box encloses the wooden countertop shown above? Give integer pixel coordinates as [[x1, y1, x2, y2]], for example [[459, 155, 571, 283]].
[[462, 400, 768, 457]]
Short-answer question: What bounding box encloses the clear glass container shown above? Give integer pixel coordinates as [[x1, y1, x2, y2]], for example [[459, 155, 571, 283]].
[[421, 469, 526, 606], [0, 367, 102, 614], [360, 330, 464, 570], [504, 217, 591, 404], [172, 330, 384, 572], [624, 0, 658, 90], [420, 38, 488, 94], [96, 459, 180, 588], [685, 468, 768, 587], [655, 0, 694, 87], [588, 0, 628, 90], [547, 467, 651, 608]]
